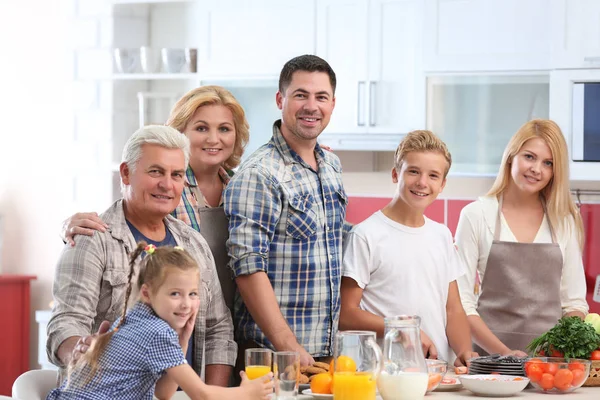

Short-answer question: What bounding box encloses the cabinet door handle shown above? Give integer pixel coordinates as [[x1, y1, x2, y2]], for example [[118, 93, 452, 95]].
[[357, 81, 366, 126], [369, 81, 377, 127]]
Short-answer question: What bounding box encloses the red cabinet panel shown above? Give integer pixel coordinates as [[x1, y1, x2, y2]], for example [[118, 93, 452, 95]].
[[0, 275, 36, 395], [447, 199, 474, 237], [580, 204, 600, 313]]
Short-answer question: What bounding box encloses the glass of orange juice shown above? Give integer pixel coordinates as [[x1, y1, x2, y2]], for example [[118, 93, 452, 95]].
[[333, 331, 381, 400], [245, 348, 273, 380]]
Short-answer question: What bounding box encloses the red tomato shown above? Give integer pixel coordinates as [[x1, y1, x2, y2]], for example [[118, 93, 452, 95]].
[[542, 362, 558, 375], [525, 359, 543, 375], [528, 364, 544, 383], [550, 349, 564, 357], [539, 373, 555, 390], [591, 350, 600, 361], [554, 369, 573, 391], [572, 369, 586, 387], [568, 362, 585, 372]]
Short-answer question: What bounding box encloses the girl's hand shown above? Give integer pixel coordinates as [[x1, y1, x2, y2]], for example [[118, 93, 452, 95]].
[[179, 308, 198, 346], [455, 350, 479, 367], [239, 371, 274, 399]]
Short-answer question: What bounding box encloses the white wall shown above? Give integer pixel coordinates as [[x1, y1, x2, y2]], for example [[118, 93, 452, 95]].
[[0, 0, 75, 368]]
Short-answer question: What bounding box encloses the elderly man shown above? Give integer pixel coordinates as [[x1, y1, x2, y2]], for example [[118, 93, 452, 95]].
[[47, 125, 236, 384]]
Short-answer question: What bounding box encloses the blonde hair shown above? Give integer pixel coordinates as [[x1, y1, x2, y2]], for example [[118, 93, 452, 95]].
[[394, 130, 452, 177], [166, 85, 249, 170], [488, 119, 584, 249], [68, 243, 200, 387]]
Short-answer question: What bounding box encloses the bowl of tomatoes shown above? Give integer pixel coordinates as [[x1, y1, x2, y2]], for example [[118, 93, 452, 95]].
[[524, 357, 592, 393]]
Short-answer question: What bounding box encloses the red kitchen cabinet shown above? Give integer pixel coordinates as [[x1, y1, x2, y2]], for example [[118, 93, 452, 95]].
[[0, 275, 36, 395]]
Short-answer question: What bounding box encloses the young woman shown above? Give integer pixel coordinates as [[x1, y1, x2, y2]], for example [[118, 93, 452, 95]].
[[454, 119, 588, 357], [46, 243, 273, 400]]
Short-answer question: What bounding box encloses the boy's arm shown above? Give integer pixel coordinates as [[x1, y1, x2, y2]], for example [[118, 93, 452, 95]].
[[339, 277, 385, 336], [446, 280, 478, 366]]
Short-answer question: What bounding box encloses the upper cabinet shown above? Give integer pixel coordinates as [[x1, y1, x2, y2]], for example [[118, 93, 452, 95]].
[[551, 0, 600, 69], [423, 0, 553, 72], [197, 0, 316, 78], [316, 0, 425, 150]]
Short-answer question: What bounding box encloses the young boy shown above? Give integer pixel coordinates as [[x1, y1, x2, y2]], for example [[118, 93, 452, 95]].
[[339, 130, 478, 367]]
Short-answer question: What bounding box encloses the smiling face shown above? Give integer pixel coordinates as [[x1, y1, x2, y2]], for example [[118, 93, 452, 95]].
[[509, 137, 554, 196], [393, 151, 448, 213], [182, 104, 236, 171], [121, 144, 186, 219], [142, 267, 200, 331], [276, 70, 335, 144]]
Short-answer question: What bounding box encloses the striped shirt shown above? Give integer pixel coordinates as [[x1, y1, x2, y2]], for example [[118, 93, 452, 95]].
[[47, 302, 186, 400], [171, 165, 232, 232], [223, 120, 349, 357]]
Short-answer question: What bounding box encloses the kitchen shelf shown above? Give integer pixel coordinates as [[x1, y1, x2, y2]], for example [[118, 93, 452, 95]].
[[111, 73, 199, 80]]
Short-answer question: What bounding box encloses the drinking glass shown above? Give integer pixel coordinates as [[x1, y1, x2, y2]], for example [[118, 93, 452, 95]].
[[274, 351, 300, 399], [245, 348, 272, 380], [333, 330, 382, 400]]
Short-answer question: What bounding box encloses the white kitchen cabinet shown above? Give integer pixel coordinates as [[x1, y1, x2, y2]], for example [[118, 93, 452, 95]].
[[551, 0, 600, 69], [423, 0, 553, 72], [197, 0, 317, 78], [316, 0, 425, 150]]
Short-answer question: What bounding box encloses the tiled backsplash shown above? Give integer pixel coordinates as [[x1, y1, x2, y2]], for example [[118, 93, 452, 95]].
[[346, 196, 600, 313]]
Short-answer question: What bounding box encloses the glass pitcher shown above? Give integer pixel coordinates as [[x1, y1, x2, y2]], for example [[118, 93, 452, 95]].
[[332, 330, 382, 400], [378, 316, 429, 400]]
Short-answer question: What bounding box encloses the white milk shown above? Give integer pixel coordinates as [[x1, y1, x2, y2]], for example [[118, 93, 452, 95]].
[[377, 371, 429, 400]]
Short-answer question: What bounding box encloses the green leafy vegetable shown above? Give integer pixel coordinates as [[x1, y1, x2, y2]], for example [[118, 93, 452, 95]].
[[527, 316, 600, 359]]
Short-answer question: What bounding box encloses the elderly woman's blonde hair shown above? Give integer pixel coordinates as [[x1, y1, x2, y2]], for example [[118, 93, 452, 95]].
[[394, 130, 452, 177], [488, 119, 584, 249], [166, 85, 249, 170]]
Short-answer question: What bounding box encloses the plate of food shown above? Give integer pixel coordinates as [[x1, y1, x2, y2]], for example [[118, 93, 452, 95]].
[[434, 375, 463, 391], [460, 374, 529, 396], [301, 389, 333, 399]]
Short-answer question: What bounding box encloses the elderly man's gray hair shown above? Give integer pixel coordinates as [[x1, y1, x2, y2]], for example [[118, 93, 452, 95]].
[[120, 125, 190, 195], [122, 125, 190, 170]]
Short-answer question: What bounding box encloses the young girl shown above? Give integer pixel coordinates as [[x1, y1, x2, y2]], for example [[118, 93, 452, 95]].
[[47, 243, 273, 400], [454, 119, 588, 357]]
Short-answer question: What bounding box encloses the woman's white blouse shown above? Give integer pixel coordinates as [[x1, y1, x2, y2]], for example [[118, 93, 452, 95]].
[[455, 196, 589, 317]]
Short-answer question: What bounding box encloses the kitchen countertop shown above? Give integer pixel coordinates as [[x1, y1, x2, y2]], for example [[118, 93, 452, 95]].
[[162, 386, 600, 399], [295, 387, 600, 399]]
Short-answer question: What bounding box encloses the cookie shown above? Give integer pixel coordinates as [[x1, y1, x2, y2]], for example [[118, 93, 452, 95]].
[[313, 361, 330, 371], [305, 366, 328, 375], [299, 374, 309, 384]]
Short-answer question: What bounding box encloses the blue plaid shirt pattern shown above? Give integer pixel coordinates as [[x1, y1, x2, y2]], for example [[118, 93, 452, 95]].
[[223, 120, 349, 357], [46, 302, 186, 400]]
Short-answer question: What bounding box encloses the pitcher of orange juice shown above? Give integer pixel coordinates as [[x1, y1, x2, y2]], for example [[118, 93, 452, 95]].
[[332, 331, 381, 400], [378, 315, 428, 400]]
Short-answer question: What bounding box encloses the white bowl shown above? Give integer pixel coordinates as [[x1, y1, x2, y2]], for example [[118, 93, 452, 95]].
[[301, 389, 333, 399], [460, 374, 529, 397]]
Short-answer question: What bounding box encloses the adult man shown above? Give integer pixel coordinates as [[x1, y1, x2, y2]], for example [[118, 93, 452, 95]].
[[47, 125, 236, 384], [224, 55, 349, 366]]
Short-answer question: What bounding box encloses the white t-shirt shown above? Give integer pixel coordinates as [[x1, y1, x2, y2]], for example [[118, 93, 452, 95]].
[[342, 211, 465, 364], [455, 196, 588, 317]]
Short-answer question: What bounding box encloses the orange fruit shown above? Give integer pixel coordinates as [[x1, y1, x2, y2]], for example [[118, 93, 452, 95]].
[[310, 373, 333, 394], [333, 355, 357, 373], [329, 359, 334, 376]]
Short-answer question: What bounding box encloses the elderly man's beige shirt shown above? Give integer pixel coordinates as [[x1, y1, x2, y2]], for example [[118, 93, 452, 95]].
[[47, 200, 237, 376]]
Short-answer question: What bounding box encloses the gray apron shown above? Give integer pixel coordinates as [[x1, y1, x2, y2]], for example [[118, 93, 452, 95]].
[[474, 197, 563, 354], [198, 206, 236, 317]]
